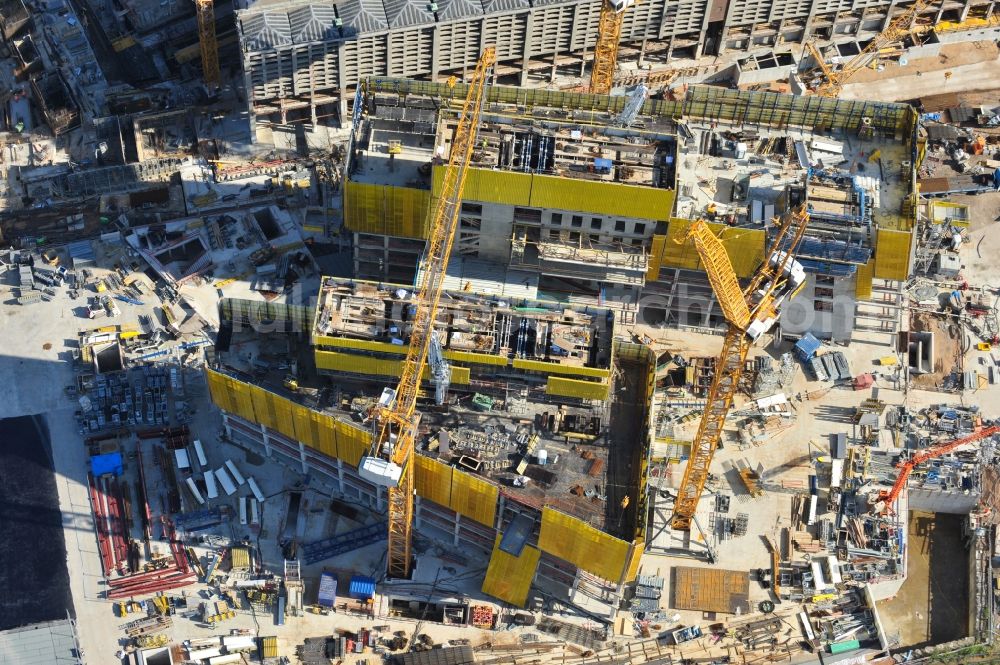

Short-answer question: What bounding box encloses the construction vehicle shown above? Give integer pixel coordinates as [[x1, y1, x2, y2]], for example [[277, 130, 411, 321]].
[[873, 425, 1000, 514], [356, 47, 496, 579], [282, 375, 300, 392], [804, 0, 928, 96], [195, 0, 220, 87], [670, 207, 810, 530], [590, 0, 635, 94], [976, 342, 992, 352]]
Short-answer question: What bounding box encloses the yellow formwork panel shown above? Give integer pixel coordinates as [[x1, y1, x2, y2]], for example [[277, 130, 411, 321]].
[[312, 411, 339, 459], [449, 470, 498, 526], [546, 376, 610, 400], [874, 229, 912, 281], [717, 226, 765, 279], [414, 454, 453, 507], [315, 350, 403, 376], [291, 403, 319, 450], [268, 392, 297, 441], [538, 507, 629, 582], [249, 385, 278, 431], [512, 358, 610, 379], [450, 366, 471, 385], [655, 219, 764, 279], [623, 538, 644, 583], [855, 260, 875, 300], [334, 420, 368, 467], [315, 337, 406, 355], [443, 349, 508, 366], [230, 378, 257, 423], [343, 181, 431, 240], [206, 369, 237, 414], [529, 174, 674, 220], [481, 535, 541, 608], [646, 234, 667, 281], [433, 166, 532, 207]]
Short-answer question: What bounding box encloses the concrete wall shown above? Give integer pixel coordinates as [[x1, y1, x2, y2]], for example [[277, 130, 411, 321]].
[[907, 487, 979, 514]]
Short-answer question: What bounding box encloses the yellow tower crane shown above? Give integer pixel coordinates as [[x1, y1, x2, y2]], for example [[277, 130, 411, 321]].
[[806, 0, 929, 97], [357, 47, 497, 579], [670, 207, 811, 530], [196, 0, 221, 87], [590, 0, 635, 94]]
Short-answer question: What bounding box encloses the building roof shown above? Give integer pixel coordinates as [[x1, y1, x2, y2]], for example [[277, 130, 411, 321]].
[[288, 4, 340, 42], [338, 0, 389, 34], [434, 0, 482, 21], [240, 11, 292, 50], [0, 620, 80, 665], [381, 0, 435, 28]]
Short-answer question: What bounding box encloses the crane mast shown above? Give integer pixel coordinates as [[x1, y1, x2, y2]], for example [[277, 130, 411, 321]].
[[195, 0, 220, 87], [358, 48, 496, 579], [876, 425, 1000, 513], [670, 207, 810, 531], [590, 0, 635, 94]]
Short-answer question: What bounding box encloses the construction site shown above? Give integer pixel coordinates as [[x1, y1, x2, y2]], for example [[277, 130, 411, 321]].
[[0, 0, 999, 660]]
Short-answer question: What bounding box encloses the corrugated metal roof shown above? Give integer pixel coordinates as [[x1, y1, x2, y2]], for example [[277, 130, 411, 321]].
[[434, 0, 482, 21], [381, 0, 434, 28], [0, 620, 80, 665], [240, 12, 292, 50], [480, 0, 529, 12], [337, 0, 389, 34], [288, 4, 339, 43]]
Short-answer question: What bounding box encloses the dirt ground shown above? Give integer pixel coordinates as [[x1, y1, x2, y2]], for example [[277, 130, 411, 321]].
[[877, 511, 969, 650], [909, 312, 964, 390]]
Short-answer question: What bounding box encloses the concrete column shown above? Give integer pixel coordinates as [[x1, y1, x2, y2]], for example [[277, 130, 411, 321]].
[[666, 35, 674, 62], [336, 42, 349, 128], [222, 413, 233, 440], [879, 1, 899, 32], [638, 38, 647, 67], [521, 12, 534, 86], [415, 497, 423, 529], [376, 487, 385, 512], [550, 55, 557, 82], [336, 458, 344, 493], [431, 25, 441, 82], [259, 423, 272, 457], [495, 496, 507, 530], [958, 3, 971, 21], [453, 514, 461, 546], [298, 440, 308, 474]]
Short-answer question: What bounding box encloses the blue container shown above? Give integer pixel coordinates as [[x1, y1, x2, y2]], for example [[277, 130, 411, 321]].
[[349, 575, 376, 600], [318, 572, 337, 608]]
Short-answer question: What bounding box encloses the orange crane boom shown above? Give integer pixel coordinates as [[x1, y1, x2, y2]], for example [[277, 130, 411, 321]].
[[877, 425, 1000, 513], [671, 207, 810, 531], [358, 47, 496, 579]]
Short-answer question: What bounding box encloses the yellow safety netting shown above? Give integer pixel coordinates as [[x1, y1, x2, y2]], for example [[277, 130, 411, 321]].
[[312, 411, 339, 459], [512, 358, 609, 379], [855, 260, 875, 300], [414, 454, 453, 506], [530, 174, 674, 220], [646, 235, 667, 281], [450, 470, 498, 526], [652, 220, 765, 280], [206, 369, 237, 413], [874, 229, 912, 281], [230, 377, 256, 423], [623, 538, 644, 583], [538, 507, 629, 582], [481, 535, 540, 608], [291, 402, 319, 449], [269, 392, 297, 441], [545, 376, 609, 400]]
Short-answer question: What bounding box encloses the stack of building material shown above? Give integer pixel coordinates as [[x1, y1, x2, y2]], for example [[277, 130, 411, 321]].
[[792, 531, 823, 553]]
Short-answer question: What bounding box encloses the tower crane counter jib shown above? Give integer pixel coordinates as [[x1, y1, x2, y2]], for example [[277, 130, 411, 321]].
[[356, 47, 497, 580]]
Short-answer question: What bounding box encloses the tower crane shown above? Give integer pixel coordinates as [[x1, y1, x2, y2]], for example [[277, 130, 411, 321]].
[[195, 0, 221, 87], [874, 425, 1000, 514], [805, 0, 930, 97], [590, 0, 635, 94], [357, 47, 497, 579], [670, 207, 811, 531]]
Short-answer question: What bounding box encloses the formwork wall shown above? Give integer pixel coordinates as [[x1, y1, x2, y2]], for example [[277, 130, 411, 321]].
[[873, 229, 913, 281], [205, 368, 641, 584], [343, 180, 432, 239], [428, 166, 676, 230], [646, 218, 766, 281]]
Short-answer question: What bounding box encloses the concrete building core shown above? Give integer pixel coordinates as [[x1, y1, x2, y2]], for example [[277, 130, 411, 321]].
[[342, 80, 918, 343]]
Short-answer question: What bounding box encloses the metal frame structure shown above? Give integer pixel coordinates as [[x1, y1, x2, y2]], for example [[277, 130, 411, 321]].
[[196, 0, 221, 87], [367, 47, 497, 579], [670, 207, 810, 530]]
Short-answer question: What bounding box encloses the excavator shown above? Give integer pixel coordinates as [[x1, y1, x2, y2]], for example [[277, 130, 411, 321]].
[[873, 425, 1000, 514], [355, 47, 497, 579], [671, 206, 811, 530]]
